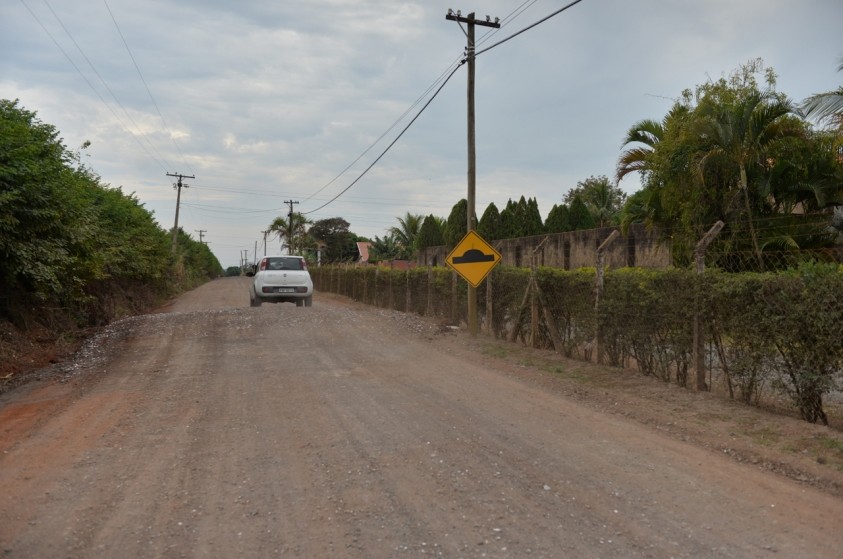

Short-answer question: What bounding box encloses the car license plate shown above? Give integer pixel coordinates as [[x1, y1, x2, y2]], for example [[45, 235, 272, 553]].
[[275, 287, 294, 293]]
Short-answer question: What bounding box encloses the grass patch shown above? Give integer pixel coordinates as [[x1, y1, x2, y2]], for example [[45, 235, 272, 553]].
[[817, 435, 843, 454], [746, 426, 781, 447], [481, 345, 510, 359]]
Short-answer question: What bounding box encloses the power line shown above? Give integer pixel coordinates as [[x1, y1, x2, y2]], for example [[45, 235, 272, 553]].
[[19, 0, 170, 172], [302, 58, 464, 205], [40, 0, 174, 171], [476, 0, 586, 57], [300, 0, 588, 217], [102, 0, 194, 175], [302, 62, 464, 216]]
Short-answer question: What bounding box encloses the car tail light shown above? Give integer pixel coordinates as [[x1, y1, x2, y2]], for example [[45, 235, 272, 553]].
[[301, 260, 308, 271], [259, 259, 267, 271]]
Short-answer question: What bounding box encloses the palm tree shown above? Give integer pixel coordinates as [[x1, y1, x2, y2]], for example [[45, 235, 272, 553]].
[[616, 105, 689, 184], [800, 58, 843, 130], [388, 212, 423, 257], [268, 211, 311, 255], [695, 90, 798, 270], [369, 234, 400, 262]]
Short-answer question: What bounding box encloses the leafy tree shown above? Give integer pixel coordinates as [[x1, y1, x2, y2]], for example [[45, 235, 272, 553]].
[[564, 175, 626, 228], [308, 217, 357, 262], [615, 59, 842, 269], [444, 199, 467, 248], [619, 188, 661, 233], [417, 214, 445, 249], [0, 100, 136, 305], [0, 99, 221, 327], [89, 184, 171, 282], [477, 202, 502, 241]]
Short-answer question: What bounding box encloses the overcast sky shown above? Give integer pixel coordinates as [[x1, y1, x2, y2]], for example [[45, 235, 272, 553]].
[[2, 0, 841, 268]]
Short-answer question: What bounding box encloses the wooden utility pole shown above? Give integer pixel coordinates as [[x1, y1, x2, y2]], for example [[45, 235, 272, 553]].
[[261, 229, 270, 256], [446, 9, 499, 335], [167, 172, 195, 254], [284, 200, 299, 255], [195, 229, 207, 245]]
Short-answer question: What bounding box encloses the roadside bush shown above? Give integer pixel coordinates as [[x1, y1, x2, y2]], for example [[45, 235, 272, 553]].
[[600, 268, 696, 384], [0, 99, 222, 332], [313, 261, 843, 424], [709, 263, 843, 424], [535, 267, 594, 358]]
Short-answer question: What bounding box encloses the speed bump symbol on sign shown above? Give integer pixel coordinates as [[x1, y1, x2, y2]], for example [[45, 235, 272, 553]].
[[445, 230, 502, 288]]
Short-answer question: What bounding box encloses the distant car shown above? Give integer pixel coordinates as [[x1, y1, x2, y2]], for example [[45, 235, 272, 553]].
[[248, 255, 313, 307]]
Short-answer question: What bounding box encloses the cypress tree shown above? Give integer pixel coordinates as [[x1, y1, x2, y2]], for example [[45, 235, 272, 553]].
[[417, 214, 445, 249], [478, 202, 501, 241], [526, 197, 545, 235], [569, 196, 596, 230], [444, 199, 467, 248], [545, 203, 571, 233]]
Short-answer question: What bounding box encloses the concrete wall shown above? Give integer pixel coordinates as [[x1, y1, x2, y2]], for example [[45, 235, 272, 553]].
[[416, 224, 671, 270]]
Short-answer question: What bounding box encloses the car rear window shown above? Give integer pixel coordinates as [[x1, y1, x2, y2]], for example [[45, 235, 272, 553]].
[[265, 257, 303, 271]]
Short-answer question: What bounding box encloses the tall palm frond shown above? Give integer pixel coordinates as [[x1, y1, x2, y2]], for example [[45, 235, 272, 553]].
[[695, 90, 798, 269], [617, 119, 665, 183], [800, 59, 843, 129], [388, 212, 423, 254]]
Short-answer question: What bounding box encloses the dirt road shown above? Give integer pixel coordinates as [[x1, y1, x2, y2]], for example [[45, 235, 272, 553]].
[[1, 277, 842, 558]]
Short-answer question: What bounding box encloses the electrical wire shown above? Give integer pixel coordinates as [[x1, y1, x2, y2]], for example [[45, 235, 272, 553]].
[[40, 0, 174, 171], [304, 1, 587, 215], [299, 3, 541, 205], [302, 57, 464, 204], [102, 0, 194, 175], [477, 0, 585, 57], [302, 62, 464, 216], [19, 0, 170, 172]]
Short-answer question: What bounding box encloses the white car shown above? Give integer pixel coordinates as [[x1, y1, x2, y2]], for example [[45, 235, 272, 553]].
[[249, 255, 313, 307]]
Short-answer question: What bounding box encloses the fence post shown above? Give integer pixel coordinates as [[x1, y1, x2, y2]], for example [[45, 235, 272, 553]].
[[388, 268, 394, 309], [375, 267, 380, 307], [530, 237, 549, 348], [694, 221, 724, 391], [426, 266, 433, 316], [406, 269, 411, 313], [451, 271, 458, 324], [594, 230, 620, 364], [485, 271, 493, 336]]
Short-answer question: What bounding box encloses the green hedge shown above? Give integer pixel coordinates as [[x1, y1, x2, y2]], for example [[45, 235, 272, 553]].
[[312, 262, 843, 424]]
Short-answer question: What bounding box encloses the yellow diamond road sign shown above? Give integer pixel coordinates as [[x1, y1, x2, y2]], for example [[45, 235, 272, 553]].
[[445, 230, 502, 288]]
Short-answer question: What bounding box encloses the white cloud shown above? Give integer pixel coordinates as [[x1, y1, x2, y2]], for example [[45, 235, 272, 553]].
[[2, 0, 841, 267]]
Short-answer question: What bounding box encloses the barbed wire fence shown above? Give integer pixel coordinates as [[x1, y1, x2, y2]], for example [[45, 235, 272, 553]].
[[310, 223, 843, 425]]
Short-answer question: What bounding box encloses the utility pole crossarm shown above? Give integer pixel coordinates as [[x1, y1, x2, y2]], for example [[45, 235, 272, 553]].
[[445, 10, 501, 28]]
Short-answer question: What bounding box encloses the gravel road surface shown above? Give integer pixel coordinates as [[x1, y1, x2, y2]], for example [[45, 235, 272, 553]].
[[1, 277, 842, 558]]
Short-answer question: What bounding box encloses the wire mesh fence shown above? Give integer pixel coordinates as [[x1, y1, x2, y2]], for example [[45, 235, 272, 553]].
[[310, 235, 843, 425]]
